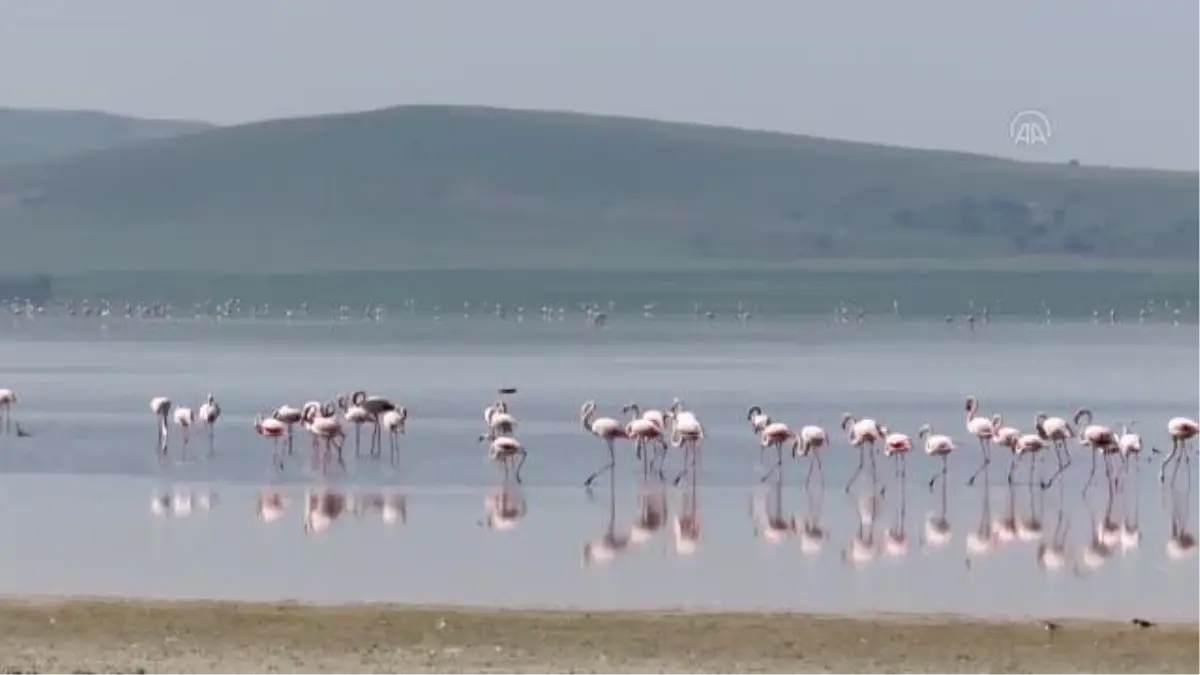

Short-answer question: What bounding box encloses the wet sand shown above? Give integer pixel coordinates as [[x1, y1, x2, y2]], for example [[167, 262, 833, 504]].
[[0, 599, 1193, 673]]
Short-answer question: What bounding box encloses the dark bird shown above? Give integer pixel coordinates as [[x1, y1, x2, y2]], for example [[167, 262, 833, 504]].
[[1131, 618, 1155, 629], [14, 423, 31, 438], [1042, 621, 1061, 633]]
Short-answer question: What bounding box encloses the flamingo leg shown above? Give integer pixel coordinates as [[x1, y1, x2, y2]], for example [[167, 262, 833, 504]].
[[584, 438, 616, 488], [927, 455, 947, 492], [1041, 441, 1071, 489], [514, 449, 527, 484], [760, 443, 783, 483], [967, 439, 990, 486], [1083, 450, 1099, 497], [207, 423, 216, 457], [286, 426, 294, 455], [1159, 440, 1180, 484], [846, 445, 865, 493], [354, 424, 362, 457]]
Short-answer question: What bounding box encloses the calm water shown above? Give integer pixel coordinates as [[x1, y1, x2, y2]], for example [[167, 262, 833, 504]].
[[0, 316, 1195, 621]]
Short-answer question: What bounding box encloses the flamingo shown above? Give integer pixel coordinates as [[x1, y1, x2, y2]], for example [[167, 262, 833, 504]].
[[667, 398, 705, 486], [880, 426, 912, 494], [150, 396, 172, 455], [1161, 416, 1199, 484], [623, 402, 667, 434], [479, 434, 526, 483], [993, 415, 1021, 454], [622, 402, 669, 471], [964, 395, 996, 486], [272, 404, 304, 454], [253, 413, 287, 469], [1075, 409, 1119, 496], [0, 388, 16, 434], [624, 416, 667, 478], [580, 400, 627, 487], [1034, 411, 1075, 488], [746, 405, 773, 463], [758, 421, 793, 482], [345, 391, 398, 457], [303, 402, 345, 471], [841, 412, 884, 493], [197, 393, 221, 455], [173, 406, 196, 454], [917, 423, 954, 490], [1010, 433, 1046, 485], [790, 424, 828, 489], [1115, 422, 1142, 489], [484, 403, 519, 437], [380, 407, 408, 462], [342, 402, 373, 457]]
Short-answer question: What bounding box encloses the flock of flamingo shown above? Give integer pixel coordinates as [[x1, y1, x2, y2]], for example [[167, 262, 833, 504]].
[[2, 383, 1194, 574]]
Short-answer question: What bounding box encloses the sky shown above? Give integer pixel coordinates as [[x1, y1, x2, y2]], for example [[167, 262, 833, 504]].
[[1, 0, 1195, 170]]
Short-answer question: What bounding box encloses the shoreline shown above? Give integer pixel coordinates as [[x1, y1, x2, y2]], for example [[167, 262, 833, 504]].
[[0, 597, 1194, 673]]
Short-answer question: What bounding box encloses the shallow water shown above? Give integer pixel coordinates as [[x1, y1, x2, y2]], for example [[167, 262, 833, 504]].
[[0, 316, 1195, 621]]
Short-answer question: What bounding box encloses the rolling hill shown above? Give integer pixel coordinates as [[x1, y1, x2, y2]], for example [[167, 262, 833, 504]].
[[0, 105, 1194, 272], [0, 108, 213, 168]]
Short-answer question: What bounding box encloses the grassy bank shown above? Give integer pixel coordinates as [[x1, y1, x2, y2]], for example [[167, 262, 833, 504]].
[[0, 599, 1193, 673]]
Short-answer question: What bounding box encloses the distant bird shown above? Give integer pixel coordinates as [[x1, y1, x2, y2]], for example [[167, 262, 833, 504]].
[[14, 422, 31, 438], [1131, 618, 1154, 629], [197, 393, 221, 454]]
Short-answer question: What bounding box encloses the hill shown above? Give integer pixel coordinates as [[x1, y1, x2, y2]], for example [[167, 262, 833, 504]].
[[0, 108, 213, 168], [0, 105, 1194, 272]]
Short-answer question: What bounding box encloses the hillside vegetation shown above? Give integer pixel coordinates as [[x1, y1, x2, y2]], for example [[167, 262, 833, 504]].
[[0, 108, 212, 167], [0, 105, 1194, 272]]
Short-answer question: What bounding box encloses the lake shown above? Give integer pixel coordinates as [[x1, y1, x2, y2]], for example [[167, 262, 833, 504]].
[[0, 312, 1195, 622]]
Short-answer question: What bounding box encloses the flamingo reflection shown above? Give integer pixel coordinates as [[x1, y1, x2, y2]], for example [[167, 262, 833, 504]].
[[1036, 483, 1070, 572], [920, 469, 952, 550], [582, 471, 631, 567], [480, 481, 526, 532], [1076, 481, 1118, 576], [1166, 481, 1196, 561], [256, 489, 288, 523], [799, 484, 828, 556], [673, 457, 700, 555], [355, 491, 409, 526], [630, 477, 668, 546], [1119, 460, 1141, 555], [965, 477, 997, 569], [150, 486, 216, 519], [882, 471, 908, 558], [842, 488, 880, 567], [1016, 482, 1044, 544], [993, 482, 1018, 547], [303, 488, 352, 535], [751, 470, 794, 545]]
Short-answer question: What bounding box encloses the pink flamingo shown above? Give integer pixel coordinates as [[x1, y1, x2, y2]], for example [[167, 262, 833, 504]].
[[1076, 409, 1119, 496], [1010, 433, 1046, 485], [879, 426, 912, 495], [271, 404, 304, 455], [917, 423, 954, 491], [0, 388, 15, 434], [964, 395, 996, 486], [758, 421, 794, 482], [580, 400, 627, 488], [667, 398, 705, 486], [479, 434, 526, 483], [841, 412, 885, 493], [302, 402, 345, 472], [1161, 416, 1199, 484], [791, 424, 828, 489], [623, 403, 668, 477], [1034, 411, 1075, 489], [253, 412, 287, 469]]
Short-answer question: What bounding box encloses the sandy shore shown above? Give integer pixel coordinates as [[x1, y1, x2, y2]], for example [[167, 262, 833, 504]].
[[0, 599, 1193, 673]]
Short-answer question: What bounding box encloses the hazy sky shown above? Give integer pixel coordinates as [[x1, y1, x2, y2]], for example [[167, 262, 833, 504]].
[[1, 0, 1195, 170]]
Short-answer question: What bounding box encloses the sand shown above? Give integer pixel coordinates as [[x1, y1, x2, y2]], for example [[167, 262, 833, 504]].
[[0, 599, 1193, 673]]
